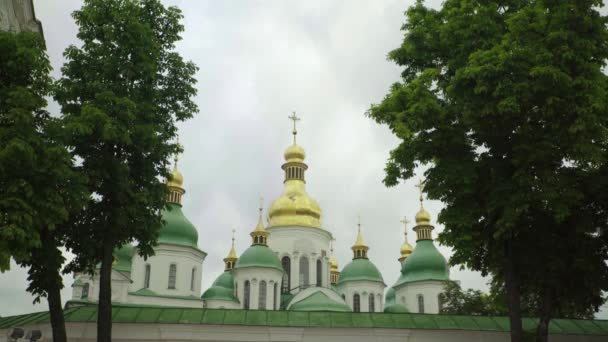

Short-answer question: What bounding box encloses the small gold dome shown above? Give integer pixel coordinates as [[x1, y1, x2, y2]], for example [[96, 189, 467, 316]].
[[329, 255, 338, 271], [167, 167, 184, 188], [284, 144, 306, 162], [400, 241, 414, 260], [415, 207, 431, 225]]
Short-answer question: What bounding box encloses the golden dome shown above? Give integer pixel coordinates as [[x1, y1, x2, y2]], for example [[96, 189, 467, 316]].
[[400, 241, 414, 260], [167, 166, 184, 188], [415, 207, 431, 225], [351, 222, 369, 259], [284, 144, 305, 162]]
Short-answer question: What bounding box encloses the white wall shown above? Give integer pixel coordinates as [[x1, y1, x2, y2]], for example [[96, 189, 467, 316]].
[[394, 280, 445, 314], [233, 267, 282, 310], [267, 226, 332, 291], [129, 244, 206, 297], [336, 280, 385, 312]]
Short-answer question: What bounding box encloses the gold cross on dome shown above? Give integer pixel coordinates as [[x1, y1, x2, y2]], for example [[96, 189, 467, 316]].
[[400, 216, 410, 235], [231, 228, 236, 244], [415, 178, 426, 207], [288, 111, 301, 144], [259, 196, 264, 213]]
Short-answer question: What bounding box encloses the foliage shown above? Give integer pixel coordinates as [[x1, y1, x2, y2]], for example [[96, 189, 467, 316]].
[[0, 30, 87, 342], [54, 0, 198, 341], [368, 0, 608, 340]]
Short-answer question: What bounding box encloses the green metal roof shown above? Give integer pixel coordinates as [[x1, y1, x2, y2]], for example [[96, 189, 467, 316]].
[[112, 244, 134, 272], [395, 240, 449, 287], [288, 292, 351, 312], [129, 288, 202, 301], [158, 203, 199, 249], [338, 258, 384, 284], [383, 287, 408, 313], [201, 271, 239, 303], [1, 304, 607, 336], [235, 245, 283, 272]]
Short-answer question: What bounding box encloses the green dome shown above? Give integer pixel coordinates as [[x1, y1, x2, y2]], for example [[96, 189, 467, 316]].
[[112, 244, 134, 272], [201, 271, 238, 303], [337, 258, 384, 284], [383, 287, 409, 313], [158, 203, 199, 249], [234, 245, 283, 271], [289, 291, 351, 312], [394, 240, 449, 287]]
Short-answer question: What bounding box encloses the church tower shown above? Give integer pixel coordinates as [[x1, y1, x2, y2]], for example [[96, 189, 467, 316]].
[[266, 113, 334, 299]]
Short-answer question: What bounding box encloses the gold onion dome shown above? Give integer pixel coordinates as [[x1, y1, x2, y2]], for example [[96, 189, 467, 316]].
[[415, 207, 431, 226], [167, 166, 184, 188], [351, 219, 369, 259], [268, 113, 322, 228], [400, 240, 414, 260], [329, 240, 338, 271]]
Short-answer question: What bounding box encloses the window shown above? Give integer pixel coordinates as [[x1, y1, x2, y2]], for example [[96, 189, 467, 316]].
[[341, 294, 346, 300], [353, 294, 361, 312], [190, 268, 196, 291], [316, 259, 322, 286], [81, 283, 89, 299], [259, 281, 267, 310], [168, 264, 177, 289], [144, 264, 151, 289], [438, 294, 444, 312], [281, 256, 291, 293], [417, 294, 424, 313], [273, 283, 278, 310], [369, 294, 375, 312], [299, 256, 309, 287], [244, 281, 251, 309]]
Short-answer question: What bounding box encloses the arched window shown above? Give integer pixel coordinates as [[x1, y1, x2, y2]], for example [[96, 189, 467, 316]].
[[144, 264, 151, 289], [259, 281, 267, 310], [369, 294, 375, 312], [417, 294, 425, 313], [81, 283, 89, 299], [353, 294, 361, 312], [438, 294, 444, 312], [244, 281, 251, 309], [299, 256, 309, 287], [190, 268, 196, 291], [168, 264, 177, 289], [273, 283, 278, 310], [316, 259, 322, 287], [341, 294, 346, 300], [281, 256, 291, 293]]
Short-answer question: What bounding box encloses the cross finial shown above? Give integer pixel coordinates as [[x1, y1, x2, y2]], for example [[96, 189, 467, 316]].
[[259, 196, 264, 214], [231, 228, 236, 245], [400, 216, 410, 235], [288, 111, 301, 144], [415, 178, 426, 208], [330, 238, 335, 253], [174, 136, 181, 169], [357, 214, 362, 233]]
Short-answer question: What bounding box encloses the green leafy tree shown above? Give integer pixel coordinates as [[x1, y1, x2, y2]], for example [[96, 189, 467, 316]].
[[0, 31, 87, 342], [368, 1, 608, 341], [54, 1, 198, 341]]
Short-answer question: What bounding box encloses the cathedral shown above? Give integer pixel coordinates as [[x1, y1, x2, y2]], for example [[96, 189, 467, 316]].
[[69, 116, 450, 315]]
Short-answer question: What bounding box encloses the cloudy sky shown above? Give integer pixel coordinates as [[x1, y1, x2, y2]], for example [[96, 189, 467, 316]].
[[1, 0, 606, 319]]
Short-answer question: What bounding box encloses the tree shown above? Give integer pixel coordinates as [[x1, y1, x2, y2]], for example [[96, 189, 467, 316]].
[[0, 31, 87, 342], [440, 280, 596, 320], [54, 1, 198, 341], [368, 1, 608, 341]]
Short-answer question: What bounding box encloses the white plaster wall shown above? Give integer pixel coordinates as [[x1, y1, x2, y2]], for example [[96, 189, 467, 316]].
[[395, 280, 445, 314], [71, 270, 130, 303], [233, 267, 283, 310], [266, 226, 332, 291], [129, 244, 206, 297], [2, 322, 604, 342], [336, 280, 385, 312], [125, 294, 203, 308]]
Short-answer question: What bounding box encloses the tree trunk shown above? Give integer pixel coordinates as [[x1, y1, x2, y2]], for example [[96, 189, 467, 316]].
[[47, 277, 67, 342], [536, 289, 554, 342], [504, 241, 523, 342], [97, 240, 113, 342]]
